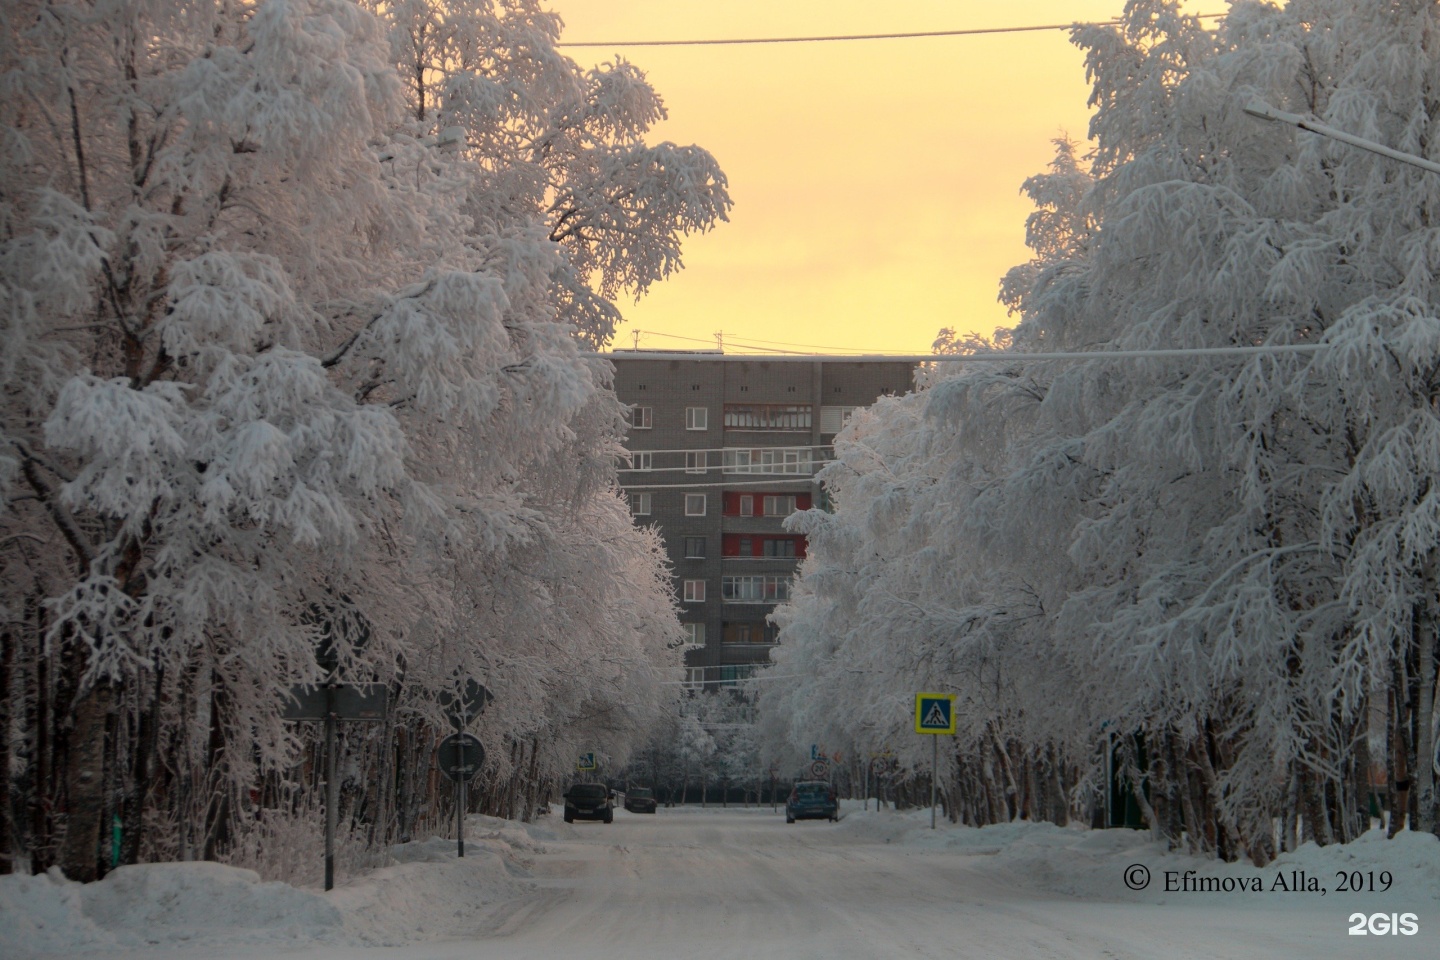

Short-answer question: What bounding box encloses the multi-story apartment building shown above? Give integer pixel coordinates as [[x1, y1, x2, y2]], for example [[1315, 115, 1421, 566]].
[[611, 352, 915, 688]]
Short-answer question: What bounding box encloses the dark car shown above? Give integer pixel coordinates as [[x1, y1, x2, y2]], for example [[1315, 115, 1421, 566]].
[[623, 787, 657, 814], [563, 783, 614, 823], [786, 780, 838, 823]]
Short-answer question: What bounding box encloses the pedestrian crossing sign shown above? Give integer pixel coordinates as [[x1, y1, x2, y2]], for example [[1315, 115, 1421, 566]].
[[578, 752, 596, 771], [914, 694, 956, 734]]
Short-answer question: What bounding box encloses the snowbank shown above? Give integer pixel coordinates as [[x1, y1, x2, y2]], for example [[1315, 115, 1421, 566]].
[[0, 815, 541, 958], [832, 801, 1440, 910]]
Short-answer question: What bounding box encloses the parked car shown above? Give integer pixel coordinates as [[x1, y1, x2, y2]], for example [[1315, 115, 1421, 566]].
[[623, 787, 657, 814], [563, 783, 614, 823], [786, 781, 838, 823]]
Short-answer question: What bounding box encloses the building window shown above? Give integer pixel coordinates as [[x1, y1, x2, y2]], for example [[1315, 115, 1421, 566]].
[[724, 623, 755, 643], [723, 404, 812, 431], [685, 451, 707, 474], [739, 495, 754, 517], [686, 406, 708, 430], [684, 537, 707, 558], [723, 447, 813, 475], [683, 667, 705, 689], [630, 451, 652, 472], [820, 406, 856, 434], [763, 495, 797, 517], [685, 493, 706, 516], [723, 622, 780, 644], [630, 492, 651, 516], [721, 575, 792, 603], [718, 664, 756, 686], [762, 538, 797, 558], [724, 534, 806, 558], [630, 405, 653, 430], [683, 622, 706, 646], [683, 579, 706, 602]]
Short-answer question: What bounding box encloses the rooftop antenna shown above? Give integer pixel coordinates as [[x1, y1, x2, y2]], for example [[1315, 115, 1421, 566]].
[[632, 329, 641, 350], [714, 331, 724, 352]]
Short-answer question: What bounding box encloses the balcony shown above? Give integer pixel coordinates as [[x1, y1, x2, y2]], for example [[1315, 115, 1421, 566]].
[[721, 515, 797, 535]]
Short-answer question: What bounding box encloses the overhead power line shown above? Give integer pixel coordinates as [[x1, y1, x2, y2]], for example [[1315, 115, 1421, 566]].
[[635, 330, 922, 356], [595, 344, 1326, 363], [557, 14, 1226, 48]]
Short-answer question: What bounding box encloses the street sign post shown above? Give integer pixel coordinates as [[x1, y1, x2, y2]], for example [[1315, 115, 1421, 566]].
[[914, 693, 956, 829], [437, 733, 485, 858], [281, 681, 389, 890]]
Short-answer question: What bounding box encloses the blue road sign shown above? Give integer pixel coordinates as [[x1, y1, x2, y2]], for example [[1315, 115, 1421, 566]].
[[578, 752, 597, 771], [914, 693, 956, 734]]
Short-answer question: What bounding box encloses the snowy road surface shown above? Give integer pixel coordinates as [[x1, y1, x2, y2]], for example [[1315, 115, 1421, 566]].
[[5, 804, 1437, 959]]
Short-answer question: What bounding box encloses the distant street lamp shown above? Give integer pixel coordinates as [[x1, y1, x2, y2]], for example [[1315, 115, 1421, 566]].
[[1244, 100, 1440, 176]]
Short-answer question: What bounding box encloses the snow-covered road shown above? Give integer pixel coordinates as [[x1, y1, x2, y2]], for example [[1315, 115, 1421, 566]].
[[463, 806, 1431, 960], [7, 804, 1436, 959]]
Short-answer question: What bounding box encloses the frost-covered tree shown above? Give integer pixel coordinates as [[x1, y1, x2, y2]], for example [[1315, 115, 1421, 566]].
[[1, 0, 725, 880], [762, 0, 1440, 859]]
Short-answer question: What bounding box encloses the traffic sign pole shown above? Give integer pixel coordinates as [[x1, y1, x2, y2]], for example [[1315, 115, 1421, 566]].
[[324, 682, 337, 890], [914, 694, 956, 831], [457, 772, 465, 858], [931, 733, 938, 830]]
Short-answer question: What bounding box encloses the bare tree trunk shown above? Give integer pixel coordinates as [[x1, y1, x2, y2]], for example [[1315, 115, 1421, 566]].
[[1415, 596, 1437, 835], [1301, 765, 1334, 846], [1048, 744, 1069, 826], [1389, 661, 1411, 838], [1177, 741, 1207, 853], [990, 730, 1019, 820], [59, 683, 111, 881], [29, 625, 55, 874], [0, 626, 13, 875], [1280, 767, 1299, 853]]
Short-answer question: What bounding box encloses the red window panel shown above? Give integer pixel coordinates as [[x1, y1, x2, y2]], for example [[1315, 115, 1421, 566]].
[[724, 492, 811, 515], [722, 534, 742, 556]]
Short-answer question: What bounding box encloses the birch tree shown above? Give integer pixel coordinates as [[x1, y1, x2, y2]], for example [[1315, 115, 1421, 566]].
[[1, 0, 725, 879], [762, 0, 1440, 858]]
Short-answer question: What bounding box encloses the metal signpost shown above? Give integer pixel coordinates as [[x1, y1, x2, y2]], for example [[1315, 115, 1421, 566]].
[[281, 680, 389, 890], [914, 693, 956, 829], [437, 733, 485, 858]]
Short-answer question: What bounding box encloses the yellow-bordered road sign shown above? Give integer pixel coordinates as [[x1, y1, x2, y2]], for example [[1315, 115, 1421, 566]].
[[914, 693, 956, 734]]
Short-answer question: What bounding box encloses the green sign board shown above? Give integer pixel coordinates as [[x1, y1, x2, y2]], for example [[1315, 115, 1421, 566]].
[[914, 693, 956, 734]]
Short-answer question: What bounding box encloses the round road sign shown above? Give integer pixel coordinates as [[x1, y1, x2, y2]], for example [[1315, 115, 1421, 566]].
[[809, 760, 828, 778], [437, 733, 485, 782]]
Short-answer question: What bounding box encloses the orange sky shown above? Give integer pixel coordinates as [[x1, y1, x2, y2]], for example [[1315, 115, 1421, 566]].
[[548, 2, 1213, 355]]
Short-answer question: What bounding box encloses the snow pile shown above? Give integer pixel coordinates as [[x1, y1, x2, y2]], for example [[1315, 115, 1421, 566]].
[[0, 862, 344, 957], [833, 802, 1440, 910], [0, 815, 543, 958]]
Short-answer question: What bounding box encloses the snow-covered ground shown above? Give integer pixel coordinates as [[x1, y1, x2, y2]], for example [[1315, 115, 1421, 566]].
[[3, 804, 1436, 959]]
